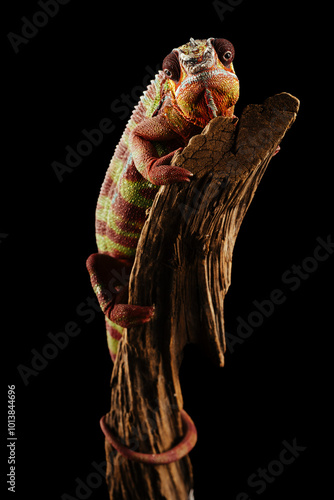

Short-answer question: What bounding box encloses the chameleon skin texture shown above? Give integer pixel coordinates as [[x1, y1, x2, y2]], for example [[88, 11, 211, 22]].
[[89, 37, 240, 360]]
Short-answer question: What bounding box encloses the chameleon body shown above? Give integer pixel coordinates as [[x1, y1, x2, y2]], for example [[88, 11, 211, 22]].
[[87, 37, 239, 362]]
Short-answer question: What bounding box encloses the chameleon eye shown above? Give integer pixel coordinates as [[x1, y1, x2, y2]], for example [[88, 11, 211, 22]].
[[212, 38, 235, 67], [162, 51, 181, 82], [223, 50, 233, 62]]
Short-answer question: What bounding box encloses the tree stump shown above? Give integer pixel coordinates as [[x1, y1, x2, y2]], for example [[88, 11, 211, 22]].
[[102, 93, 299, 499]]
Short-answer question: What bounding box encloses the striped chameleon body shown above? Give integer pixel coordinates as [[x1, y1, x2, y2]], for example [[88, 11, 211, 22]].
[[87, 37, 239, 362]]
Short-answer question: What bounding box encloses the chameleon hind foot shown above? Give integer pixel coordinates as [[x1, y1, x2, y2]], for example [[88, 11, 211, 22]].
[[86, 253, 155, 328]]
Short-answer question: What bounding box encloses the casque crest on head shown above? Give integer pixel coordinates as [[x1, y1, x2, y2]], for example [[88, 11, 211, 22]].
[[162, 37, 236, 81]]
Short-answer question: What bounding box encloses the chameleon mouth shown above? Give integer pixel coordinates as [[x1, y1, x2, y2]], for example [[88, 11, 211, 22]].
[[174, 68, 239, 123], [175, 68, 238, 95]]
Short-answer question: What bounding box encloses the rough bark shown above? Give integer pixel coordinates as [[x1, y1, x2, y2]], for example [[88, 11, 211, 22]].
[[103, 93, 299, 499]]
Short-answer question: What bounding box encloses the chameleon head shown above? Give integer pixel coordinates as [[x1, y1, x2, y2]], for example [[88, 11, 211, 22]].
[[162, 37, 240, 126]]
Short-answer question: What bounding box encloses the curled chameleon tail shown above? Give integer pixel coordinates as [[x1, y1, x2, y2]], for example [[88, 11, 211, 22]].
[[100, 409, 197, 465]]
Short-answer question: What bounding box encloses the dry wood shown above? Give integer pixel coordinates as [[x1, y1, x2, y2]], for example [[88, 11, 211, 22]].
[[103, 93, 299, 500]]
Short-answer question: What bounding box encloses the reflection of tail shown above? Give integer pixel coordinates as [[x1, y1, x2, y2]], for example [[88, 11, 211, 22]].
[[100, 409, 197, 465]]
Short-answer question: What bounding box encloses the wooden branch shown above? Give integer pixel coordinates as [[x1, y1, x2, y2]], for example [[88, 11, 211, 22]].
[[103, 93, 299, 500]]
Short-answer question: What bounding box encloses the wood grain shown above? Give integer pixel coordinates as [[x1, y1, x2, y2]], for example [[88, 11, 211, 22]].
[[103, 93, 299, 500]]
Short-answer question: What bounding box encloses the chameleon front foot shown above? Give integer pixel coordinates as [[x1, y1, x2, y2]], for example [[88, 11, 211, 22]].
[[147, 149, 193, 186], [100, 409, 197, 465]]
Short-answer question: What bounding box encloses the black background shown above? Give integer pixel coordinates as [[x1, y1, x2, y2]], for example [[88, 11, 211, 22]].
[[2, 1, 331, 499]]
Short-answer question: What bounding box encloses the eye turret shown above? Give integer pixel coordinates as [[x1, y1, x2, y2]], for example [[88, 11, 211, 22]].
[[212, 38, 235, 68], [162, 51, 181, 82]]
